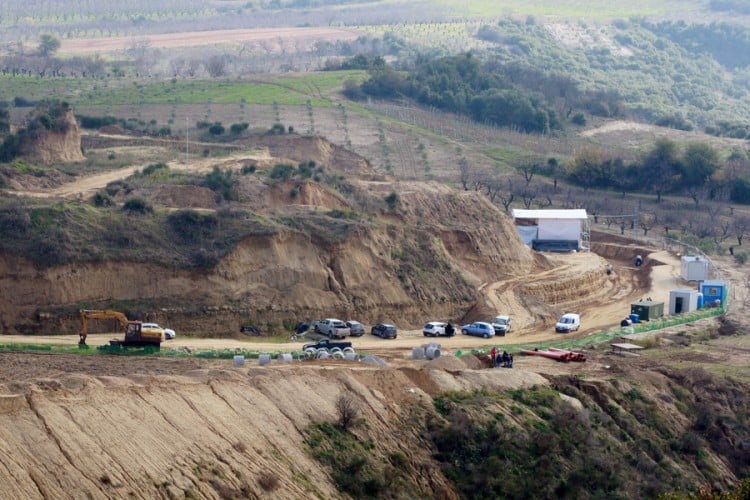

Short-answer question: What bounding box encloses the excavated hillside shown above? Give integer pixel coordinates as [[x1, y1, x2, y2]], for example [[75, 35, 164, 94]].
[[1, 119, 749, 499], [0, 133, 541, 335], [0, 332, 747, 499]]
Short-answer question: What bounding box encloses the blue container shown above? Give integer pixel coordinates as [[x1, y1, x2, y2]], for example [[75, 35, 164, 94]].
[[697, 293, 704, 309], [629, 313, 640, 324]]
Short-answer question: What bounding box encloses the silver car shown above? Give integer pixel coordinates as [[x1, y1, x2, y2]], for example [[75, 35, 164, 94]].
[[346, 320, 365, 337]]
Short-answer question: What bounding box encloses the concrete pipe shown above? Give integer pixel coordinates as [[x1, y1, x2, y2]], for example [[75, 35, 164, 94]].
[[425, 346, 441, 360]]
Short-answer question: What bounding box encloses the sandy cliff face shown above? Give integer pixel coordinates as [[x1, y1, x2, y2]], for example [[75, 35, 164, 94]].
[[0, 187, 535, 334], [0, 353, 549, 499], [19, 109, 85, 164]]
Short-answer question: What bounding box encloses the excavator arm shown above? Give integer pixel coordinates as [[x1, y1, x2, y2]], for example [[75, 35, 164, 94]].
[[79, 309, 130, 345]]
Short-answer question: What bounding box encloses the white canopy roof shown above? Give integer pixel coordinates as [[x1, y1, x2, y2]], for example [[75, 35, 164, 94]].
[[512, 209, 588, 220]]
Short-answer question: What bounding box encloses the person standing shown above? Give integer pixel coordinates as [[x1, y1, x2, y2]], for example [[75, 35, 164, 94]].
[[490, 346, 497, 367], [501, 351, 509, 368]]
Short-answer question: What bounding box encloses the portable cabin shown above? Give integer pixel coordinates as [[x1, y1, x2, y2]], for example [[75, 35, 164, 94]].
[[669, 289, 700, 315], [700, 280, 727, 308], [630, 300, 664, 321], [680, 255, 709, 281], [512, 209, 590, 252]]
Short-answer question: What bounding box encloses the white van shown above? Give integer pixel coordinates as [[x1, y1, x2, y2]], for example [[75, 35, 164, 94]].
[[555, 313, 580, 333]]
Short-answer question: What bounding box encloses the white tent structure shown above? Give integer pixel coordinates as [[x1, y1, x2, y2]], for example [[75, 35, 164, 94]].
[[512, 209, 590, 252]]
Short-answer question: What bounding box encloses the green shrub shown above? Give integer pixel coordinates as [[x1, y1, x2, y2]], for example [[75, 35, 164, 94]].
[[269, 163, 295, 181], [91, 192, 113, 207], [141, 162, 168, 176], [241, 164, 256, 175], [267, 123, 285, 135], [229, 122, 249, 134], [733, 251, 748, 264], [203, 166, 235, 201], [168, 210, 218, 242], [105, 180, 131, 196], [122, 197, 152, 214], [385, 191, 400, 211], [571, 112, 587, 125], [77, 115, 118, 129], [208, 123, 225, 135]]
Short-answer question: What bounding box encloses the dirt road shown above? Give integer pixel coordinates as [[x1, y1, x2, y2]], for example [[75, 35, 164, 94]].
[[59, 27, 360, 54]]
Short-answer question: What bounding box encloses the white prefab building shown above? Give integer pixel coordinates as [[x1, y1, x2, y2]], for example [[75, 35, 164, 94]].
[[680, 255, 709, 281], [669, 289, 700, 315], [512, 209, 589, 252]]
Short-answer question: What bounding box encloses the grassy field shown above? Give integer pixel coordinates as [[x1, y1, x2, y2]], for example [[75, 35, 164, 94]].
[[0, 71, 366, 107], [435, 0, 705, 19]]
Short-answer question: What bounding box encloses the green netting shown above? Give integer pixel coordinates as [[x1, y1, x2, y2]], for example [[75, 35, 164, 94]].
[[458, 306, 725, 356]]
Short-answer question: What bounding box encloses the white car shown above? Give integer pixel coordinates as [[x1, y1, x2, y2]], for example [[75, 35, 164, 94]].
[[555, 313, 580, 333], [142, 322, 176, 339], [492, 315, 512, 336], [422, 321, 455, 337]]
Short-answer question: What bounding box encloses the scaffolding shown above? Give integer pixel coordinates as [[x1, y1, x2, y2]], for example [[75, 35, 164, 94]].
[[580, 217, 591, 252]]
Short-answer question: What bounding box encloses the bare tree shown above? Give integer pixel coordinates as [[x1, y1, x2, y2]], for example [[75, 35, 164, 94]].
[[205, 55, 227, 78], [480, 175, 505, 203], [638, 212, 657, 236], [516, 162, 538, 186], [495, 179, 515, 213], [519, 185, 538, 209], [458, 156, 470, 190], [537, 194, 553, 209], [734, 216, 749, 246], [685, 184, 710, 208], [335, 394, 359, 431], [169, 57, 186, 77], [714, 217, 732, 245]]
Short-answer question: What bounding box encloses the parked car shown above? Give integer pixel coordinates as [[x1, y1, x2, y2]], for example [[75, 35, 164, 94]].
[[491, 315, 512, 336], [461, 321, 495, 339], [423, 321, 455, 337], [345, 320, 365, 337], [240, 324, 261, 335], [141, 323, 173, 340], [303, 339, 353, 351], [314, 319, 351, 339], [555, 313, 581, 333], [371, 323, 398, 339]]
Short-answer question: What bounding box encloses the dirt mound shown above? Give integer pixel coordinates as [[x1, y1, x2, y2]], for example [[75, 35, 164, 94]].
[[250, 135, 381, 179], [19, 109, 85, 164], [151, 185, 217, 209], [264, 180, 349, 210]]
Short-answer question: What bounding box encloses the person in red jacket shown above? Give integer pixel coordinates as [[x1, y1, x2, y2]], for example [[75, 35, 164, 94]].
[[490, 347, 497, 367]]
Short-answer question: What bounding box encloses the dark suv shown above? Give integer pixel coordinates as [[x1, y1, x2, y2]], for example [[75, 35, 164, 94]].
[[371, 323, 398, 339]]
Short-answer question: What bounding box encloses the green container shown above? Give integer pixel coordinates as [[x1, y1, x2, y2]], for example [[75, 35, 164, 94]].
[[630, 301, 664, 321]]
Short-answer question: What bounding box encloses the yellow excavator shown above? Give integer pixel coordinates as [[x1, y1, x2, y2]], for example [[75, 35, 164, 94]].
[[79, 309, 164, 347]]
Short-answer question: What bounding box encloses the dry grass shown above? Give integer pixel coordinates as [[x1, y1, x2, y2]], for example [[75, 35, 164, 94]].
[[257, 470, 280, 492]]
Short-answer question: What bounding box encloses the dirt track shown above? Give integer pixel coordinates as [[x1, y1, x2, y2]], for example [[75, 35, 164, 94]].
[[0, 238, 685, 356], [59, 27, 360, 54]]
